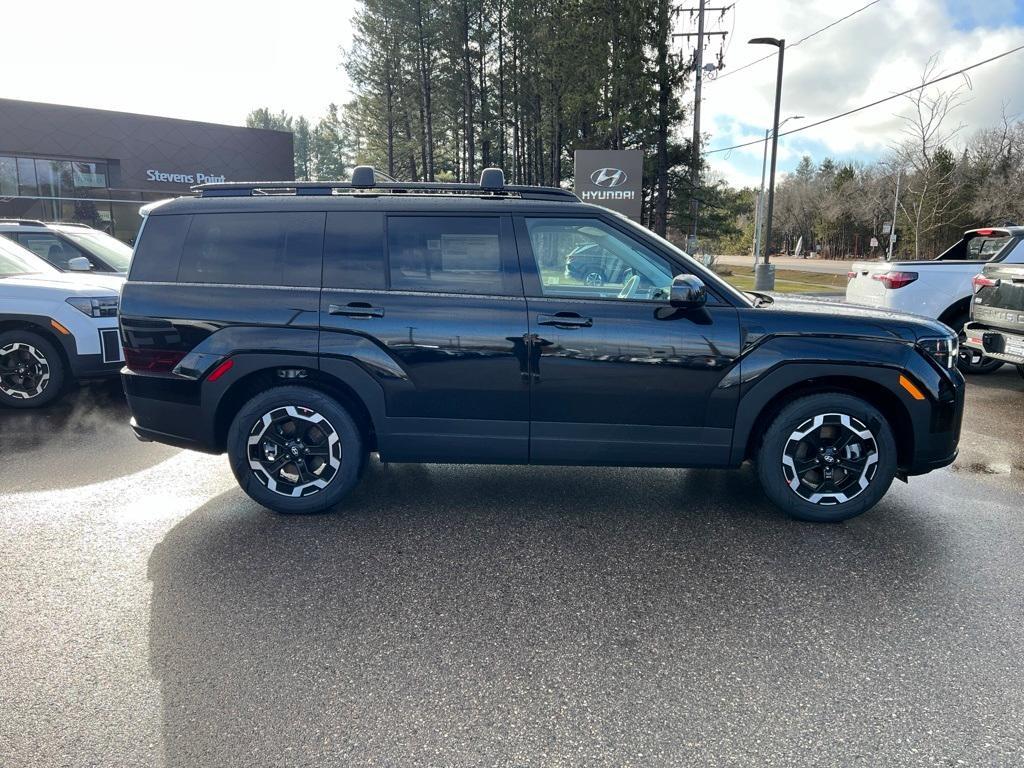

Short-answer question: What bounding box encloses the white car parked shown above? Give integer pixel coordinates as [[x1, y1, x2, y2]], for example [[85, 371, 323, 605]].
[[846, 226, 1024, 374], [0, 235, 124, 407]]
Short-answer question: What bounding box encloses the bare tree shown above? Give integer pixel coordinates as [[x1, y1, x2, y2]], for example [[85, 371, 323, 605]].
[[891, 56, 970, 259]]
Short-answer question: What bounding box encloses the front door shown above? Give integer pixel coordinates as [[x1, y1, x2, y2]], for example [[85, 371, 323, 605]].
[[517, 215, 742, 466]]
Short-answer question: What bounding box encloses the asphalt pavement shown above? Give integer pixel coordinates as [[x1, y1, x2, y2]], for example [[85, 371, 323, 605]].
[[2, 371, 1023, 767]]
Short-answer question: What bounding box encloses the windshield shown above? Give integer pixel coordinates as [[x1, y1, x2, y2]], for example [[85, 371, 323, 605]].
[[60, 229, 133, 272], [0, 237, 54, 277], [610, 211, 754, 306]]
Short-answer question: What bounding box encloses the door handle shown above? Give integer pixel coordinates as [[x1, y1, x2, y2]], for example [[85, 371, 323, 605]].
[[537, 312, 593, 328], [329, 302, 385, 318]]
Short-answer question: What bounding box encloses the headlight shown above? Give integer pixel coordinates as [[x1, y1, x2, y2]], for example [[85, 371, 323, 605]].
[[918, 336, 958, 370], [66, 296, 119, 318]]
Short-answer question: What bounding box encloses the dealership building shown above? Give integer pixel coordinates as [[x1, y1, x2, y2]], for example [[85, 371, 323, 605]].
[[0, 98, 294, 243]]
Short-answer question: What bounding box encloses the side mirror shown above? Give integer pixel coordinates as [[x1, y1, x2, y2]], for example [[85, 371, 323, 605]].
[[67, 256, 92, 271], [669, 274, 707, 309]]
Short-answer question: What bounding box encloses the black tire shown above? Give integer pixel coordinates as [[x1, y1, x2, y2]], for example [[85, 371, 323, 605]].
[[756, 393, 898, 523], [0, 330, 66, 408], [1017, 364, 1024, 380], [953, 316, 1003, 375], [583, 270, 606, 286], [227, 385, 365, 514]]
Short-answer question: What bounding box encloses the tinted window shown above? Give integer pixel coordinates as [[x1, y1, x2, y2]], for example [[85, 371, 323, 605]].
[[129, 215, 190, 282], [387, 216, 515, 295], [178, 212, 324, 287], [323, 212, 385, 289]]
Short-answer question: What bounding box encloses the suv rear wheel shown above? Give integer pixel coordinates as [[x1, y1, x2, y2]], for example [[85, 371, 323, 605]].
[[756, 393, 898, 522], [0, 330, 66, 408], [227, 386, 365, 514]]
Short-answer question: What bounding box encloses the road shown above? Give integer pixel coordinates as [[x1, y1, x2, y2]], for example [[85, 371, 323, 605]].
[[715, 254, 861, 275], [2, 371, 1023, 767]]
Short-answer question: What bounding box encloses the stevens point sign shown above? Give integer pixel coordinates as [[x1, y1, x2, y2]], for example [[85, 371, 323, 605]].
[[573, 149, 643, 222]]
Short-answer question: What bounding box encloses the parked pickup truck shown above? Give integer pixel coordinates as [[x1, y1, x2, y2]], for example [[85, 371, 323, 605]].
[[963, 262, 1024, 379], [846, 226, 1024, 374]]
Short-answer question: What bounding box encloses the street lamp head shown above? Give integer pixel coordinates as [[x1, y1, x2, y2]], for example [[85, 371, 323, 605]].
[[749, 37, 783, 47]]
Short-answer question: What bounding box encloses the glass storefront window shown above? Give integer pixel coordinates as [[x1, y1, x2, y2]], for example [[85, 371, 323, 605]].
[[73, 161, 107, 189], [17, 158, 37, 196], [0, 156, 17, 196], [35, 159, 57, 197]]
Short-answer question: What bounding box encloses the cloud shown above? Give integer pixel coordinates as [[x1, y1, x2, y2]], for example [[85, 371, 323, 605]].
[[697, 0, 1024, 185]]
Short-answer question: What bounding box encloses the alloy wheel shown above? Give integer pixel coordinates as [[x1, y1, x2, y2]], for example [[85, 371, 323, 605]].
[[246, 405, 342, 497], [781, 413, 879, 505], [0, 342, 51, 400]]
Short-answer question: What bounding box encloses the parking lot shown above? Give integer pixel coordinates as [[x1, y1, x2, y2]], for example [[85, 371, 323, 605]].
[[1, 370, 1023, 766]]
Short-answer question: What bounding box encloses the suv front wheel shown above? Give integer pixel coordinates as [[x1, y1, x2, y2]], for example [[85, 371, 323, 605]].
[[756, 393, 898, 522], [227, 386, 365, 514], [0, 330, 66, 408]]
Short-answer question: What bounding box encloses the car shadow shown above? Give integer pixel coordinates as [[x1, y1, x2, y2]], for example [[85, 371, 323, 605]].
[[0, 379, 179, 492], [147, 461, 949, 766]]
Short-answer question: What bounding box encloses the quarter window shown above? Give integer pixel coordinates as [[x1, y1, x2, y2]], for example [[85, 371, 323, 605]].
[[387, 216, 514, 295], [524, 217, 675, 301], [177, 212, 324, 287]]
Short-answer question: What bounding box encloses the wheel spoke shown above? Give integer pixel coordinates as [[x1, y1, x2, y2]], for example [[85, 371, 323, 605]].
[[793, 457, 819, 475]]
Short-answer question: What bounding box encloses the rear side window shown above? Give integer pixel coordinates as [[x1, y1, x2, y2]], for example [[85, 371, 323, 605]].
[[129, 215, 189, 282], [177, 212, 324, 287], [387, 215, 517, 296], [323, 212, 386, 289]]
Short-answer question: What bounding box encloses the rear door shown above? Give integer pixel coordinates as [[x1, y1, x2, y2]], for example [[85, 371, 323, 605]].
[[516, 215, 742, 466], [319, 212, 530, 463]]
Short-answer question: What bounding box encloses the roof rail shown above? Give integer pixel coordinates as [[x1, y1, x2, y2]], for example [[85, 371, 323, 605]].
[[0, 218, 47, 226], [193, 166, 579, 202]]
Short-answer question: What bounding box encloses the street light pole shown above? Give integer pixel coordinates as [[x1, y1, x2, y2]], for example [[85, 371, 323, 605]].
[[749, 36, 785, 291], [753, 115, 802, 268]]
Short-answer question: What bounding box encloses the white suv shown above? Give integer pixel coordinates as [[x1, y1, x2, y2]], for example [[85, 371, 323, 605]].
[[0, 235, 124, 407], [0, 219, 133, 274]]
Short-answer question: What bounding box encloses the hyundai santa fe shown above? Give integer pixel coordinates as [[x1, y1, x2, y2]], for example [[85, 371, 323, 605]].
[[119, 167, 965, 522]]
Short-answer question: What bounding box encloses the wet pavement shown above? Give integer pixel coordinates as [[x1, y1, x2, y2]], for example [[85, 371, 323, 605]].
[[1, 371, 1023, 766]]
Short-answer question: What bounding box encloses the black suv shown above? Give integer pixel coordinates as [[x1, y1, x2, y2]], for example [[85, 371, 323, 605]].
[[120, 167, 965, 522]]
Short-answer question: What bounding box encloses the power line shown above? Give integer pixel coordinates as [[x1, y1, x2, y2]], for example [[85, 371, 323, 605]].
[[709, 0, 882, 84], [707, 43, 1024, 155]]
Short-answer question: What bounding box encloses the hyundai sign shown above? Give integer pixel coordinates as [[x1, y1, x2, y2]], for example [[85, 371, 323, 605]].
[[574, 149, 643, 221]]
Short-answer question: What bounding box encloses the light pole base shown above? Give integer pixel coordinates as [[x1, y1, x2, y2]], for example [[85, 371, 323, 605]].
[[754, 263, 776, 291]]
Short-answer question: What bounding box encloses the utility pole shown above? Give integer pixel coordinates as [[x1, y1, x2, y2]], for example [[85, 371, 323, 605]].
[[674, 6, 729, 251], [887, 169, 901, 261]]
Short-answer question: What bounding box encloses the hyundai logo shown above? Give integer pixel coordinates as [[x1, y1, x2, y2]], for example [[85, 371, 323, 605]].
[[590, 168, 627, 188]]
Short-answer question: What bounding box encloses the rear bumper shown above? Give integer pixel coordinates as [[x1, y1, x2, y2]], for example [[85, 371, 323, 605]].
[[122, 369, 218, 453], [963, 322, 1024, 365]]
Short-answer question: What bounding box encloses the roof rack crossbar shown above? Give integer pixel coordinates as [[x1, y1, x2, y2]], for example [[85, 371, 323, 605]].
[[192, 165, 578, 202]]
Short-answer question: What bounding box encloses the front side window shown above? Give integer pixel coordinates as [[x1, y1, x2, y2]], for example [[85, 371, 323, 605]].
[[177, 212, 324, 287], [387, 216, 515, 295], [14, 232, 90, 270], [525, 217, 675, 301]]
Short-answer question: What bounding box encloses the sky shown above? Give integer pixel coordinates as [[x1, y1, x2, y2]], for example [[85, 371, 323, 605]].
[[1, 0, 1022, 188], [696, 0, 1024, 187]]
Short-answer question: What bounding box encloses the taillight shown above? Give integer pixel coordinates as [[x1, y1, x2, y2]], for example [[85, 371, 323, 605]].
[[871, 270, 918, 289], [847, 270, 857, 280], [972, 273, 998, 292], [124, 347, 186, 373]]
